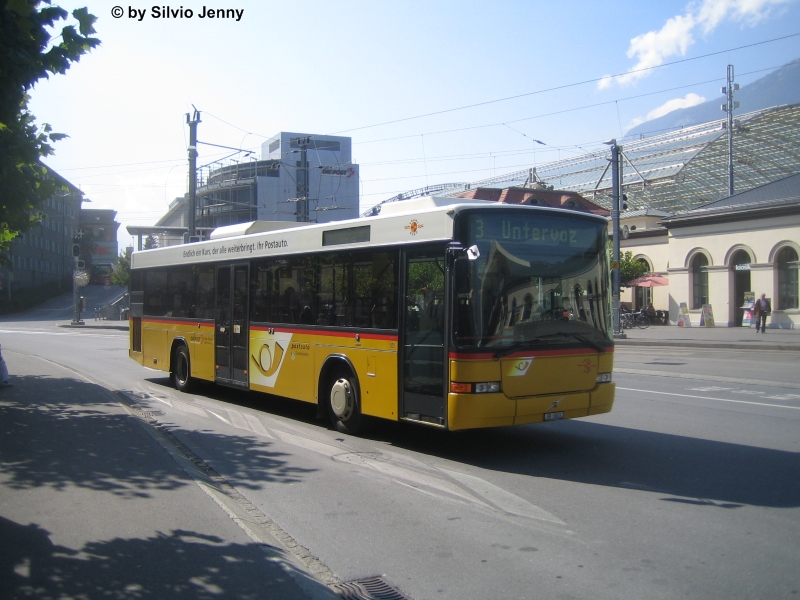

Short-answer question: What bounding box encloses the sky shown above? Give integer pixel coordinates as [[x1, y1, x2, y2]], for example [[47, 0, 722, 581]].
[[26, 0, 800, 253]]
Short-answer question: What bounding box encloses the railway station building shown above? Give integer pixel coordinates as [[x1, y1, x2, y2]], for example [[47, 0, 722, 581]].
[[373, 103, 800, 328]]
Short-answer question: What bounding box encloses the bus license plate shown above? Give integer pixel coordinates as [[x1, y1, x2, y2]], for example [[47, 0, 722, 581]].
[[544, 411, 564, 421]]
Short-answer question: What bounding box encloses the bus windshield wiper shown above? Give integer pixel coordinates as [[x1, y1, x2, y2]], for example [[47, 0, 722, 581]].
[[535, 332, 607, 353], [495, 332, 606, 358], [494, 339, 547, 359]]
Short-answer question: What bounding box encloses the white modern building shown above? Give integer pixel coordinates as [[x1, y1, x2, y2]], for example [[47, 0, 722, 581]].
[[195, 132, 359, 231]]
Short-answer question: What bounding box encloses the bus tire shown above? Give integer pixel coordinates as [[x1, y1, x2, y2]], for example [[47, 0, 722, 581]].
[[326, 369, 364, 434], [172, 345, 193, 392]]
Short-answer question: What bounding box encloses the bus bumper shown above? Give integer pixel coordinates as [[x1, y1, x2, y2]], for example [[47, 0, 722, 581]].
[[447, 382, 615, 430]]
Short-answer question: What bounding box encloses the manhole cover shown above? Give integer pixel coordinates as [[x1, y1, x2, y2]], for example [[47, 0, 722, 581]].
[[330, 576, 412, 600]]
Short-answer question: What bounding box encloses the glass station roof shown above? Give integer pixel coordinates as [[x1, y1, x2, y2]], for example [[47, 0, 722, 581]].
[[429, 104, 800, 215]]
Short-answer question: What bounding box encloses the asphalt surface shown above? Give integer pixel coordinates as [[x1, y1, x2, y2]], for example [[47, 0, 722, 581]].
[[2, 289, 798, 599], [0, 293, 341, 599]]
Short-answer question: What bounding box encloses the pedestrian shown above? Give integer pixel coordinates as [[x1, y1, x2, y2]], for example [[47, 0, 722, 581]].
[[0, 343, 11, 387], [752, 293, 771, 333]]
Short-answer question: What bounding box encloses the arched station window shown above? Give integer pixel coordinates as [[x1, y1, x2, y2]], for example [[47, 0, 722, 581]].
[[691, 253, 709, 309], [777, 247, 799, 309]]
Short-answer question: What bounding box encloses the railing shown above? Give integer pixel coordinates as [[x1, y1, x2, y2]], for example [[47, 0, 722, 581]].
[[95, 292, 130, 321]]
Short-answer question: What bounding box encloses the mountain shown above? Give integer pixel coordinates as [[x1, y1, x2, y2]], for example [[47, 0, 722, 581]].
[[625, 58, 800, 139]]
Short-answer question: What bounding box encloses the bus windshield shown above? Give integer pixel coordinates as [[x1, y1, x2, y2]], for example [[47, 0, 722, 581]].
[[454, 210, 612, 351]]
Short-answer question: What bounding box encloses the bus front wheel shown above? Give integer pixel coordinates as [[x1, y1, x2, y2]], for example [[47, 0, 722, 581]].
[[172, 345, 193, 392], [326, 370, 364, 434]]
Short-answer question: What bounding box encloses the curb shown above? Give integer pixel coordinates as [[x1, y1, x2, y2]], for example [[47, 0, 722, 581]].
[[615, 339, 800, 352], [57, 322, 129, 331]]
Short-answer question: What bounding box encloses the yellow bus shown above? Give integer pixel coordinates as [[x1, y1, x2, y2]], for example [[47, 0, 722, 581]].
[[128, 196, 614, 433]]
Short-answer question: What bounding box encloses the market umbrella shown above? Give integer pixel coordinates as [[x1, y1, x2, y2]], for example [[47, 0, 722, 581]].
[[627, 274, 669, 287]]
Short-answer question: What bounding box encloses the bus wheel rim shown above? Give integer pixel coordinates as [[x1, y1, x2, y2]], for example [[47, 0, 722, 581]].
[[330, 379, 353, 419]]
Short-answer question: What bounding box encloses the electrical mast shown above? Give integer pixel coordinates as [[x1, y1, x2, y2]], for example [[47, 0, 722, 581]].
[[721, 65, 739, 197]]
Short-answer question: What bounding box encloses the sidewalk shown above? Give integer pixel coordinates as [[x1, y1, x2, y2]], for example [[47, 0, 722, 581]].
[[615, 323, 800, 351], [57, 319, 129, 331], [0, 348, 339, 600], [54, 319, 800, 351]]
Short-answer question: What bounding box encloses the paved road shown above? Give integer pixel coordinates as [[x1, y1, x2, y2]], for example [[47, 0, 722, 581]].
[[1, 309, 798, 599]]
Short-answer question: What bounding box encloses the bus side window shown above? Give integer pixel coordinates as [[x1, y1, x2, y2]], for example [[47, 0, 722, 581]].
[[193, 265, 214, 320], [144, 270, 168, 317]]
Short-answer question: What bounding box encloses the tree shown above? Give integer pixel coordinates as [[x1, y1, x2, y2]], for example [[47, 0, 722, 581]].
[[619, 251, 650, 287], [110, 250, 129, 287], [144, 235, 158, 249], [0, 1, 99, 258]]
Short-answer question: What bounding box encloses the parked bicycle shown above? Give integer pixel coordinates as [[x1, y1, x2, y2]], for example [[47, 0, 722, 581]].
[[620, 308, 650, 329]]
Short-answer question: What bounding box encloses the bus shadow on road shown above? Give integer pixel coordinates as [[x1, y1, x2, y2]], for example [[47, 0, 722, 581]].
[[372, 420, 800, 509], [136, 376, 800, 510]]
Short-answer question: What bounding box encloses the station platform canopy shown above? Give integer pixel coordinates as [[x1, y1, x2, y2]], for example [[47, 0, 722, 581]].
[[368, 103, 800, 217]]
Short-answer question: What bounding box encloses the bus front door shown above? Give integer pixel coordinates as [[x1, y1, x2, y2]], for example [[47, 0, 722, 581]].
[[215, 263, 249, 387], [401, 250, 446, 425]]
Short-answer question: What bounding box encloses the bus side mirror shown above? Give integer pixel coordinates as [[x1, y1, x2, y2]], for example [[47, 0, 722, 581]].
[[454, 259, 470, 294]]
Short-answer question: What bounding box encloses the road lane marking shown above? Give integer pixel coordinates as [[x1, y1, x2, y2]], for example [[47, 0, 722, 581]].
[[0, 328, 125, 338], [443, 469, 564, 524], [615, 367, 800, 390], [227, 408, 251, 431], [206, 409, 232, 425], [244, 413, 273, 438], [618, 387, 800, 410]]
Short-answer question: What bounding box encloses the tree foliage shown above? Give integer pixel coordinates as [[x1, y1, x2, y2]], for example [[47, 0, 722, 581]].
[[110, 250, 129, 287], [620, 251, 650, 287], [0, 1, 99, 256]]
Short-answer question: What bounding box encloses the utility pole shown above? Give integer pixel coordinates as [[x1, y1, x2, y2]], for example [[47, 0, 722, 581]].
[[70, 242, 84, 325], [293, 136, 310, 222], [187, 107, 201, 239], [608, 140, 624, 338], [721, 65, 739, 197]]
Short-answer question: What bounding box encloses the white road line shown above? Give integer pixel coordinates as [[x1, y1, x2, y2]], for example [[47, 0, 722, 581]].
[[244, 413, 273, 438], [442, 469, 564, 524], [274, 430, 341, 458], [615, 367, 800, 390], [227, 409, 251, 431], [618, 387, 800, 410], [174, 400, 211, 418], [206, 409, 232, 425], [0, 328, 123, 338]]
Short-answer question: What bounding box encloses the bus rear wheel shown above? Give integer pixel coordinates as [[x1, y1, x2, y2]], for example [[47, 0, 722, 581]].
[[172, 345, 193, 392], [326, 370, 364, 434]]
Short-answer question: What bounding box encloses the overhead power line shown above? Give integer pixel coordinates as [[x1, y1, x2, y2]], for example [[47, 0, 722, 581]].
[[330, 32, 800, 135]]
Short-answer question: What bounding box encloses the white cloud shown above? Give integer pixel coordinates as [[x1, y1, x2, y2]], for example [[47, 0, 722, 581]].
[[599, 0, 791, 89], [626, 93, 707, 130]]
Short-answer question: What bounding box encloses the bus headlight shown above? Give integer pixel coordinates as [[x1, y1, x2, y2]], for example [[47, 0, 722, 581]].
[[596, 372, 612, 383], [450, 381, 501, 394]]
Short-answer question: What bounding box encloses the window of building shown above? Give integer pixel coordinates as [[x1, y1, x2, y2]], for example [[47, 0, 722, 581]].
[[691, 253, 709, 309], [777, 247, 799, 310]]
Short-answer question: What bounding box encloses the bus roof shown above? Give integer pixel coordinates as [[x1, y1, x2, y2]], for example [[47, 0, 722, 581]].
[[130, 196, 607, 270]]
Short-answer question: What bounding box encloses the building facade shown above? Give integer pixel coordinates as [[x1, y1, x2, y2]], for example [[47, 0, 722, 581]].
[[79, 209, 120, 266], [0, 179, 83, 295], [194, 132, 359, 232], [620, 173, 800, 328]]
